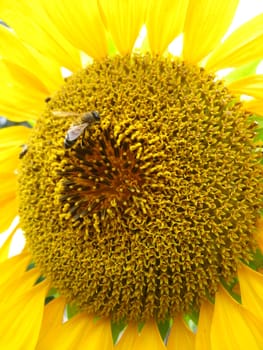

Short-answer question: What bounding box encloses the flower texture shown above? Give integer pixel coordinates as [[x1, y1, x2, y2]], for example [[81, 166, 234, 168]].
[[1, 0, 263, 349]]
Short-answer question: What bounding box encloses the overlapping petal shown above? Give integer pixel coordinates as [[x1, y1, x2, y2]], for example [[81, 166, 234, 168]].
[[167, 315, 195, 350], [0, 199, 17, 233], [0, 252, 48, 349], [227, 75, 263, 99], [0, 279, 49, 349], [0, 59, 57, 121], [183, 0, 239, 63], [211, 287, 263, 349], [243, 99, 263, 117], [146, 0, 188, 55], [36, 296, 67, 348], [195, 301, 214, 350], [206, 13, 263, 70], [0, 126, 31, 231], [98, 0, 148, 55], [0, 25, 62, 91], [0, 252, 30, 283], [37, 312, 113, 350], [238, 264, 263, 318], [117, 320, 166, 350], [0, 0, 82, 71], [41, 0, 108, 59], [0, 222, 19, 262]]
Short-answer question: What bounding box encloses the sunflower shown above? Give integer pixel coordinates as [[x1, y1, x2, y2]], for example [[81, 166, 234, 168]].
[[1, 0, 263, 349]]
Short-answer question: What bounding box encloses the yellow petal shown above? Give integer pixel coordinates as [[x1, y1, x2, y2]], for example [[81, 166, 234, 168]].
[[0, 252, 41, 301], [0, 191, 18, 228], [115, 322, 137, 349], [206, 13, 263, 71], [146, 0, 188, 55], [238, 264, 263, 317], [0, 149, 18, 167], [0, 0, 81, 71], [0, 26, 62, 92], [211, 286, 263, 350], [4, 60, 49, 95], [195, 301, 214, 350], [0, 254, 48, 348], [0, 97, 40, 122], [0, 171, 17, 191], [0, 186, 18, 233], [36, 297, 67, 348], [0, 280, 49, 350], [0, 125, 31, 147], [227, 75, 263, 99], [0, 199, 18, 233], [79, 317, 114, 350], [167, 315, 195, 350], [243, 99, 263, 117], [0, 176, 18, 234], [133, 320, 166, 350], [0, 268, 41, 304], [0, 172, 17, 192], [0, 223, 18, 262], [183, 0, 239, 63], [0, 150, 19, 171], [37, 312, 113, 350], [98, 0, 147, 55], [0, 60, 48, 121], [0, 156, 22, 178], [41, 0, 108, 59], [117, 320, 166, 350], [0, 126, 31, 231], [0, 252, 30, 281]]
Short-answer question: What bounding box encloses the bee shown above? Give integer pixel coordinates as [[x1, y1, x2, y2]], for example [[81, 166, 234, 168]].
[[52, 111, 100, 149], [19, 144, 28, 159]]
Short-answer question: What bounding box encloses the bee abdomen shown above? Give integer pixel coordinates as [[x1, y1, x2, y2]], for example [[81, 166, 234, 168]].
[[64, 136, 77, 149]]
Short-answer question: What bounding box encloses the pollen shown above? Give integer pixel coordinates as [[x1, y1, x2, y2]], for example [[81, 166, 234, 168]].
[[18, 54, 263, 322]]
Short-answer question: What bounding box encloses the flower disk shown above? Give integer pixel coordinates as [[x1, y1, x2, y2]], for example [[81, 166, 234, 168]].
[[19, 54, 263, 322]]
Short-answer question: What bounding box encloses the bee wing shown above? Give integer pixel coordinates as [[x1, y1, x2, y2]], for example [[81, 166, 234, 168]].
[[67, 124, 87, 141], [52, 111, 80, 118]]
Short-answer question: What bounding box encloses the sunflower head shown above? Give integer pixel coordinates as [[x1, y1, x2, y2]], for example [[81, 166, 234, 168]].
[[1, 1, 263, 348], [18, 53, 263, 322]]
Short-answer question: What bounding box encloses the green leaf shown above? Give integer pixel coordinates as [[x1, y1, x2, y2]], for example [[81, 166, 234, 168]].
[[220, 278, 241, 303], [111, 319, 127, 344], [157, 319, 172, 341], [184, 310, 199, 330], [253, 127, 263, 142], [248, 249, 263, 270], [66, 303, 79, 319]]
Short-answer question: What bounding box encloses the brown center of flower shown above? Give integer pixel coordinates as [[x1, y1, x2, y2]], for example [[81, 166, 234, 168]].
[[18, 54, 263, 322]]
